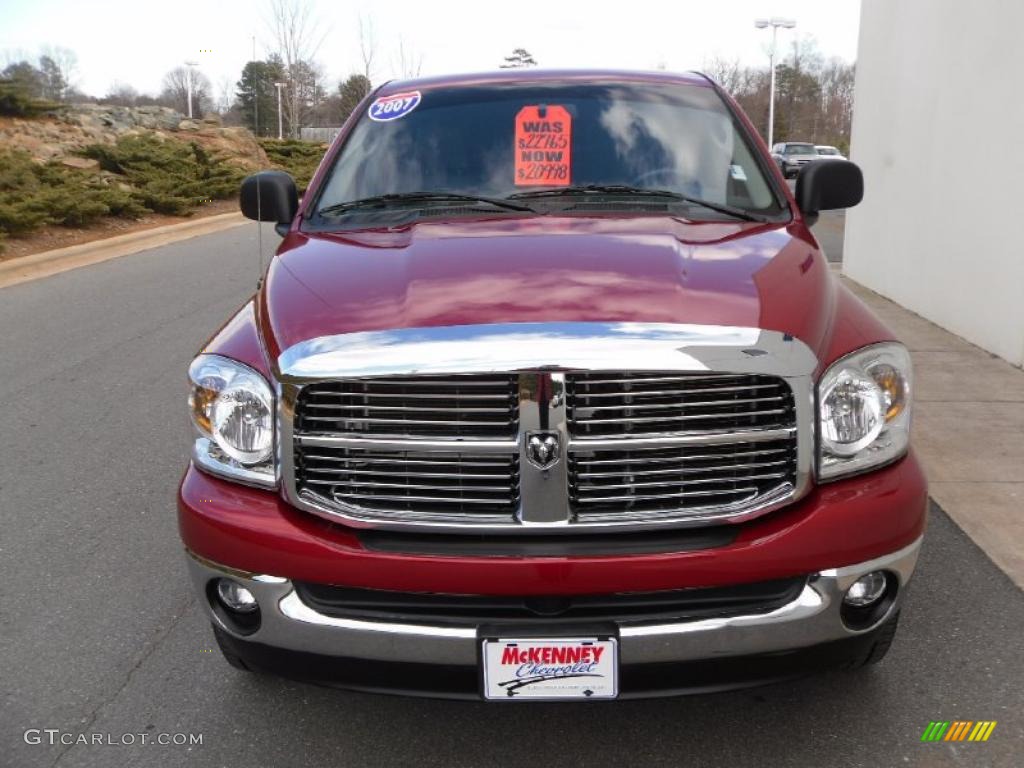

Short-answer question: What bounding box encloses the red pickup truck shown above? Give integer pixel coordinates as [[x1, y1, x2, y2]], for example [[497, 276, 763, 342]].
[[180, 69, 925, 700]]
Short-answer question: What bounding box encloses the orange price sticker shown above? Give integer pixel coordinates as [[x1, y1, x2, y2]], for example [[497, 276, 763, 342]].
[[514, 104, 572, 186]]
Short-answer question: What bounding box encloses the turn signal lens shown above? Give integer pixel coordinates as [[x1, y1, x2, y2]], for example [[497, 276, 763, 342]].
[[188, 355, 275, 467], [870, 363, 907, 421], [188, 384, 218, 434]]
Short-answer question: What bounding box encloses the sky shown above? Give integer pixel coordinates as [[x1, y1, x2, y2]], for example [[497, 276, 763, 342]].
[[0, 0, 862, 99]]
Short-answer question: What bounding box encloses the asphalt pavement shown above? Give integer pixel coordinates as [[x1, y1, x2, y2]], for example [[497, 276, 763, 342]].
[[1, 225, 1020, 768]]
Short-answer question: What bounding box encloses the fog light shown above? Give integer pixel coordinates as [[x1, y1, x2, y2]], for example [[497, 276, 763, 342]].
[[216, 579, 258, 613], [844, 571, 888, 607]]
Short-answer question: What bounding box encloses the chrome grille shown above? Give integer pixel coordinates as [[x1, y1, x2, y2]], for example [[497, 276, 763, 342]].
[[566, 372, 795, 438], [293, 374, 520, 521], [285, 347, 808, 531], [566, 372, 797, 520], [569, 438, 797, 519], [295, 445, 520, 518], [296, 375, 518, 438]]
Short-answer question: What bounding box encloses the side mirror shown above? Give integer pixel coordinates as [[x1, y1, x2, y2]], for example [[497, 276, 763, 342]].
[[239, 171, 298, 227], [795, 159, 863, 220]]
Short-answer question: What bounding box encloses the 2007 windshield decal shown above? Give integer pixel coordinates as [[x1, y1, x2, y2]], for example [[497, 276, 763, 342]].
[[369, 91, 421, 121]]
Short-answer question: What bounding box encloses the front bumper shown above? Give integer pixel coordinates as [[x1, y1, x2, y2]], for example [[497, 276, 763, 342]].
[[179, 452, 927, 594], [189, 536, 921, 698]]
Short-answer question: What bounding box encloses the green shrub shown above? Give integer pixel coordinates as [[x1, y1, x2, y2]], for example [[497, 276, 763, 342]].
[[0, 134, 249, 241], [258, 138, 326, 191], [83, 135, 246, 214], [0, 149, 57, 234], [0, 147, 149, 237]]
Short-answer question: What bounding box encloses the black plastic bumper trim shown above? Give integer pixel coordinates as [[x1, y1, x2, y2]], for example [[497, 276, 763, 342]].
[[355, 525, 737, 557], [213, 624, 885, 700]]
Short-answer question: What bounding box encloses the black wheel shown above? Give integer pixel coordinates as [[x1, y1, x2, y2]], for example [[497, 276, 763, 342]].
[[212, 624, 253, 672], [852, 611, 900, 668]]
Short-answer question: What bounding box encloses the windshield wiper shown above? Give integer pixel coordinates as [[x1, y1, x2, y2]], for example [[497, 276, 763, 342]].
[[508, 184, 768, 222], [318, 192, 536, 217]]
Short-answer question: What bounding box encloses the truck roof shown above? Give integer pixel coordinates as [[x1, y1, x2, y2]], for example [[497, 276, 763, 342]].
[[377, 68, 713, 96]]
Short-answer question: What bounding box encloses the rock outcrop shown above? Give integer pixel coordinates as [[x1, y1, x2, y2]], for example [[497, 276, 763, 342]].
[[0, 104, 268, 169]]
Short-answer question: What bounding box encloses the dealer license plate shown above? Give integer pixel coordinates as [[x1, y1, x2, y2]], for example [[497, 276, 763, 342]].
[[482, 637, 618, 700]]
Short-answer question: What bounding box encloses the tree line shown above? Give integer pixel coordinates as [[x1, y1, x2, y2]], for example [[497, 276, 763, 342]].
[[2, 19, 852, 152], [704, 38, 855, 152], [0, 1, 415, 137]]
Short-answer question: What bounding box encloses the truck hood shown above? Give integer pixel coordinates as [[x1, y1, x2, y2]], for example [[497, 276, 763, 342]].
[[260, 215, 834, 363]]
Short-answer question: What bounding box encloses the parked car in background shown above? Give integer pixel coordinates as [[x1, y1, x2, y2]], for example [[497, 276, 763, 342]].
[[771, 142, 820, 178], [816, 145, 847, 161], [180, 69, 924, 701]]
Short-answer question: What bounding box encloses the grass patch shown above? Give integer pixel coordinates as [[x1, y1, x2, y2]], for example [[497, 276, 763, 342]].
[[258, 138, 327, 191]]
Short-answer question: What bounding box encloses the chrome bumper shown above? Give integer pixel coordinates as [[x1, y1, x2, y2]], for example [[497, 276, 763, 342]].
[[187, 537, 922, 667]]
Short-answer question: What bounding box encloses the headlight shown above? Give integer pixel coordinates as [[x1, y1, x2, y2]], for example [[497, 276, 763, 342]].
[[189, 354, 276, 486], [818, 343, 912, 480]]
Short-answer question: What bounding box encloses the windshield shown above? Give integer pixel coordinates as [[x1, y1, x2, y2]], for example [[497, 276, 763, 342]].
[[314, 82, 785, 220], [784, 144, 816, 155]]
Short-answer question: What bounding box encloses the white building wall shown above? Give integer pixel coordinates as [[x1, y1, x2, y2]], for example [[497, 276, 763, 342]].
[[844, 0, 1024, 367]]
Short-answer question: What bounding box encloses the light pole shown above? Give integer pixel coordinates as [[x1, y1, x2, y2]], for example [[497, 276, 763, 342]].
[[754, 17, 796, 149], [273, 81, 287, 140], [184, 60, 198, 118]]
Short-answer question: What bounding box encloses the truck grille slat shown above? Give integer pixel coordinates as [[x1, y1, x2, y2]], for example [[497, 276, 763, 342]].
[[572, 383, 781, 399], [580, 395, 787, 412], [302, 415, 517, 426], [326, 378, 515, 388], [572, 407, 789, 426], [576, 459, 790, 478], [303, 467, 512, 480], [304, 403, 512, 413], [574, 374, 747, 385], [576, 472, 788, 491], [574, 487, 760, 503], [300, 454, 514, 468], [573, 448, 790, 466], [340, 492, 515, 506], [304, 478, 513, 493]]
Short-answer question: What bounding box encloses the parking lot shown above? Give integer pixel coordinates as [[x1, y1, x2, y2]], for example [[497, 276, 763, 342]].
[[0, 224, 1020, 767]]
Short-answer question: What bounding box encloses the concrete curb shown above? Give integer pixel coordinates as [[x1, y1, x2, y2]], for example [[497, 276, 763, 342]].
[[0, 212, 248, 290]]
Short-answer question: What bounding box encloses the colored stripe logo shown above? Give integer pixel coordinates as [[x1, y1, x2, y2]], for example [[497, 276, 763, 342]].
[[921, 721, 997, 742]]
